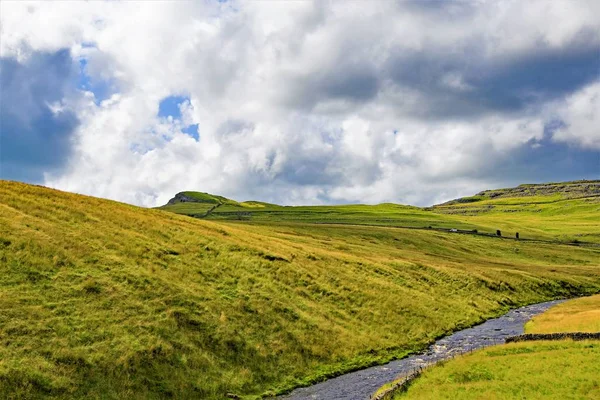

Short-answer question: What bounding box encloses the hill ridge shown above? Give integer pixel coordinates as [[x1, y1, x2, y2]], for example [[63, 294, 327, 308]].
[[165, 179, 600, 210], [437, 180, 600, 206]]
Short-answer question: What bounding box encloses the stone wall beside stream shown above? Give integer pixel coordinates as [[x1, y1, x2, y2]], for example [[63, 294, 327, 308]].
[[506, 332, 600, 343]]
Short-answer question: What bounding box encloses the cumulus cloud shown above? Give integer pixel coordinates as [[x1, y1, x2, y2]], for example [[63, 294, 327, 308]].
[[0, 50, 79, 182], [0, 0, 598, 206], [551, 82, 600, 149]]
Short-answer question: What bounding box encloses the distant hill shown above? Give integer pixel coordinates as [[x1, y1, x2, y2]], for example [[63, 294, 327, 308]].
[[166, 191, 241, 206], [438, 180, 600, 206], [160, 180, 600, 244], [159, 191, 280, 218], [429, 180, 600, 243]]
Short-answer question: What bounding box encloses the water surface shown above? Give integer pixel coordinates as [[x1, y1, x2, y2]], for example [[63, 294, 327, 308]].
[[280, 300, 564, 400]]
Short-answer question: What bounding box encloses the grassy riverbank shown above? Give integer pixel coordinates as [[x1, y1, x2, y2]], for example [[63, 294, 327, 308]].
[[525, 294, 600, 333], [392, 295, 600, 399], [1, 180, 599, 398], [394, 341, 600, 399]]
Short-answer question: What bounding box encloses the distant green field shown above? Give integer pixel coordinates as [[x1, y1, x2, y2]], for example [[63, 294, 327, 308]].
[[433, 194, 600, 244], [1, 180, 599, 399], [159, 202, 216, 215], [211, 203, 481, 231], [431, 181, 600, 243], [160, 181, 600, 244]]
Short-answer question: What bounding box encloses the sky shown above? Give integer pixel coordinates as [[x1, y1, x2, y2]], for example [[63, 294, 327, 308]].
[[0, 0, 599, 207]]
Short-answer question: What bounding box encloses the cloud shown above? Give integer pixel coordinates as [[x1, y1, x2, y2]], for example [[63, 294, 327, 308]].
[[0, 49, 79, 182], [1, 0, 598, 206], [551, 82, 600, 149]]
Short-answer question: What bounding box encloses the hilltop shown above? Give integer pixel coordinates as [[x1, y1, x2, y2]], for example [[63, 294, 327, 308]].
[[160, 180, 600, 244], [430, 180, 600, 244], [438, 180, 600, 206], [1, 180, 599, 399]]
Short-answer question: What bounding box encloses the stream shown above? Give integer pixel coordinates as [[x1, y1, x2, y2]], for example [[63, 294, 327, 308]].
[[279, 299, 565, 400]]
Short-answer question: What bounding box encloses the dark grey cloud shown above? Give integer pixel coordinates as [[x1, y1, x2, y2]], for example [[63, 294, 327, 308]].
[[216, 119, 255, 137], [466, 47, 600, 109], [0, 49, 79, 182], [321, 64, 379, 103], [386, 42, 600, 119], [401, 0, 478, 16], [466, 124, 600, 185], [283, 62, 380, 110]]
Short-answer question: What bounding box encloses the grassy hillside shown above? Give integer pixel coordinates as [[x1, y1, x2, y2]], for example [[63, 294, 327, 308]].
[[1, 180, 600, 398], [160, 181, 600, 244], [432, 180, 600, 243], [393, 294, 600, 399]]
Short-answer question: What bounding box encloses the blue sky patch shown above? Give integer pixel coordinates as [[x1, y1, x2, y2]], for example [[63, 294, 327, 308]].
[[183, 124, 200, 141], [158, 96, 199, 141], [158, 95, 189, 119]]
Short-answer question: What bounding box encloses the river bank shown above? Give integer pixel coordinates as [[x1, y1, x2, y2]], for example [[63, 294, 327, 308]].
[[279, 300, 565, 400]]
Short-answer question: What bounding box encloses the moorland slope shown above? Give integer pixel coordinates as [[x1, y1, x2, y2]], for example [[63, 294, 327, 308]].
[[1, 180, 599, 399]]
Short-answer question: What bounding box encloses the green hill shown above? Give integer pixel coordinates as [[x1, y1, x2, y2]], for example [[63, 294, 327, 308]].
[[438, 180, 600, 205], [160, 180, 600, 244], [1, 180, 600, 399], [431, 180, 600, 244]]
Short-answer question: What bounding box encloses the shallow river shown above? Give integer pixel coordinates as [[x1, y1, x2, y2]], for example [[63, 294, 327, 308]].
[[280, 299, 564, 400]]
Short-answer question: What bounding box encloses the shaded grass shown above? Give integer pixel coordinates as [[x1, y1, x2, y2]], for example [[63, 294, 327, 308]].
[[1, 180, 600, 399]]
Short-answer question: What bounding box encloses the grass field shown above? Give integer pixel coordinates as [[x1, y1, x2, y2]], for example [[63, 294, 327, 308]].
[[433, 194, 600, 244], [393, 294, 600, 399], [161, 200, 480, 230], [1, 180, 600, 399], [525, 294, 600, 334], [160, 181, 600, 244], [393, 341, 600, 399]]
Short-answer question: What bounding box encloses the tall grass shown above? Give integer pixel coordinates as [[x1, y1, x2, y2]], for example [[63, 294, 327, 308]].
[[1, 180, 599, 398], [525, 294, 600, 333]]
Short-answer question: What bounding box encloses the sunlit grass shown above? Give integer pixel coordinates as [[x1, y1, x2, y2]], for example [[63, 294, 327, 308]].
[[391, 294, 600, 399], [433, 185, 600, 243], [1, 180, 599, 399], [394, 341, 600, 400], [526, 294, 600, 333]]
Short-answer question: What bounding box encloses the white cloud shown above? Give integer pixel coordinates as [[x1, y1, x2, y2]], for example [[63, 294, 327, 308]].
[[552, 82, 600, 149], [1, 0, 598, 207]]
